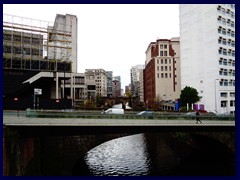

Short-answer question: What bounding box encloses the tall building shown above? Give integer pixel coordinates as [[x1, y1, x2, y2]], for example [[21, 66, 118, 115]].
[[48, 14, 78, 73], [112, 76, 121, 97], [180, 4, 235, 114], [106, 71, 113, 97], [3, 14, 80, 110], [130, 65, 145, 99], [144, 37, 180, 109]]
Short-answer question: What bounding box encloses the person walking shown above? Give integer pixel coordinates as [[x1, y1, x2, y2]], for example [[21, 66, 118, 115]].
[[196, 111, 202, 124]]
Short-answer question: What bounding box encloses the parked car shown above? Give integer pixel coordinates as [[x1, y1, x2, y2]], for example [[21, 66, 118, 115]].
[[102, 108, 124, 115], [185, 111, 196, 116], [137, 110, 153, 116]]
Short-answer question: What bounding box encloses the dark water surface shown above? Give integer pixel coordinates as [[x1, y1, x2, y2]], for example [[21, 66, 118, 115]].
[[73, 133, 235, 176]]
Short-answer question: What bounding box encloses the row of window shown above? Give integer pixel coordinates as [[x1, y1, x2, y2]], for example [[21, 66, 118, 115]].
[[218, 27, 235, 37], [220, 92, 235, 98], [157, 73, 175, 79], [157, 66, 172, 72], [218, 47, 235, 57], [156, 59, 172, 65], [160, 44, 168, 49], [4, 46, 43, 56], [159, 51, 168, 57], [217, 5, 235, 18], [219, 69, 235, 76], [221, 100, 235, 107], [219, 58, 235, 67], [219, 79, 235, 86], [217, 16, 235, 28], [4, 34, 43, 44], [218, 37, 235, 47]]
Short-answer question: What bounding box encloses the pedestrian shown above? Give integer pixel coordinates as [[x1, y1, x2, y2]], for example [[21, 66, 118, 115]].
[[196, 111, 202, 124]]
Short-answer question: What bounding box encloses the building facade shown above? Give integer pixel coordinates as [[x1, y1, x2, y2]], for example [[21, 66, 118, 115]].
[[144, 38, 181, 109], [47, 14, 78, 73], [85, 69, 107, 97], [3, 14, 80, 110], [180, 4, 235, 114], [106, 71, 113, 97], [130, 65, 145, 99], [112, 76, 121, 97]]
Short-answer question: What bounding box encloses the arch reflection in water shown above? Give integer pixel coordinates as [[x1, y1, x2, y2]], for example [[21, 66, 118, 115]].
[[84, 134, 151, 176]]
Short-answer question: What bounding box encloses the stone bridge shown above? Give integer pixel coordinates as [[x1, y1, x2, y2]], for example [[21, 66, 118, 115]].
[[101, 96, 136, 109], [3, 125, 235, 176]]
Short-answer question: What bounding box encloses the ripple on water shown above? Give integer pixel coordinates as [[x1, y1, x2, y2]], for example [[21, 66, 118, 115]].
[[84, 134, 151, 175]]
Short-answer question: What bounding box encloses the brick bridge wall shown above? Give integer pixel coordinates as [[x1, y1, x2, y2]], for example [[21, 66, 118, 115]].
[[3, 128, 235, 176], [3, 131, 131, 176]]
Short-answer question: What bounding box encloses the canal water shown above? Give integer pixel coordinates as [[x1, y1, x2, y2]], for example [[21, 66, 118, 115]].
[[72, 133, 235, 176]]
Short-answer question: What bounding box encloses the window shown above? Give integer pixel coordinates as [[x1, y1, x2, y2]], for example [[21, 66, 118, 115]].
[[230, 100, 235, 107], [223, 48, 227, 55], [161, 66, 164, 71], [220, 92, 227, 98], [222, 28, 226, 35], [169, 73, 171, 78], [222, 38, 226, 45], [160, 45, 163, 49], [157, 59, 159, 64], [169, 66, 171, 71], [157, 73, 159, 78], [165, 66, 168, 71], [161, 73, 164, 78], [165, 73, 168, 78], [160, 51, 163, 56], [169, 59, 171, 64], [157, 66, 159, 71], [164, 51, 167, 56], [164, 45, 167, 49], [161, 59, 163, 64], [165, 59, 167, 64], [221, 101, 227, 107], [223, 59, 227, 65]]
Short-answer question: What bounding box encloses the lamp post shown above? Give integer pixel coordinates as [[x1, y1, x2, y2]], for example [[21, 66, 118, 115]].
[[215, 79, 219, 113]]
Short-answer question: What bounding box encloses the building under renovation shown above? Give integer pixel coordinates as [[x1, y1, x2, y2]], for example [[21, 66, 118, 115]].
[[3, 14, 85, 110]]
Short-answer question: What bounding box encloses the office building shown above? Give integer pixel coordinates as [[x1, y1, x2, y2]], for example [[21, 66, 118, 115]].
[[180, 4, 235, 114]]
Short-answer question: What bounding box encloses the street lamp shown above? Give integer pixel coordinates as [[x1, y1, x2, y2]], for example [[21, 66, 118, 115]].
[[215, 79, 219, 113]]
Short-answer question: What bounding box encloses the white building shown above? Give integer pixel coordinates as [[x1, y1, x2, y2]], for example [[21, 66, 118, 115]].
[[180, 4, 235, 114], [85, 69, 107, 97]]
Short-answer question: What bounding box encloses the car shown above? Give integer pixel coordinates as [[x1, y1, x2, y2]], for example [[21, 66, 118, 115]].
[[137, 110, 153, 116], [102, 108, 124, 115], [185, 111, 196, 116]]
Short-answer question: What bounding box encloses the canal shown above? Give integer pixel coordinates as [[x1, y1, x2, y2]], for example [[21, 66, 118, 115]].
[[72, 132, 235, 176]]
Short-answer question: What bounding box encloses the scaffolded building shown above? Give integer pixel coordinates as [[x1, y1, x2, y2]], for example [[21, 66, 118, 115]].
[[3, 14, 84, 110], [3, 14, 77, 72]]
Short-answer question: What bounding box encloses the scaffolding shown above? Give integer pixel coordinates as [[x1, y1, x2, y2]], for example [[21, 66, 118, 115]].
[[3, 14, 72, 72]]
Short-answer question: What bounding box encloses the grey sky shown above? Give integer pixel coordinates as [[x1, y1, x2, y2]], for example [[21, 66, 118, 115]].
[[3, 4, 180, 89]]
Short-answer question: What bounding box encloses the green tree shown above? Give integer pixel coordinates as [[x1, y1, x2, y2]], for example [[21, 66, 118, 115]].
[[180, 86, 201, 108]]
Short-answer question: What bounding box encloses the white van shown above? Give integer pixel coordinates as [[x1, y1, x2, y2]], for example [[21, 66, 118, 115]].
[[102, 108, 124, 114]]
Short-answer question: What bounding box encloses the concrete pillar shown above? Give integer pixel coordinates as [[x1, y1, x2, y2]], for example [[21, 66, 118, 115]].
[[56, 72, 59, 99], [70, 73, 73, 99]]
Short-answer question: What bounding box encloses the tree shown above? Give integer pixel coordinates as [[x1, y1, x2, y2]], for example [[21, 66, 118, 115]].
[[180, 86, 201, 108]]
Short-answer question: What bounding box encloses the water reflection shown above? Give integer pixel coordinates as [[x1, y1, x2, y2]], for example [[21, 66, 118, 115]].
[[74, 132, 234, 176], [85, 134, 151, 175]]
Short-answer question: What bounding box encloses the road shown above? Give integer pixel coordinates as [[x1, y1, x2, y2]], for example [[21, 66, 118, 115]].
[[3, 114, 235, 127]]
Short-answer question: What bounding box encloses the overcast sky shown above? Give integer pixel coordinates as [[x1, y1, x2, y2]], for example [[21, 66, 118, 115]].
[[3, 4, 180, 89]]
